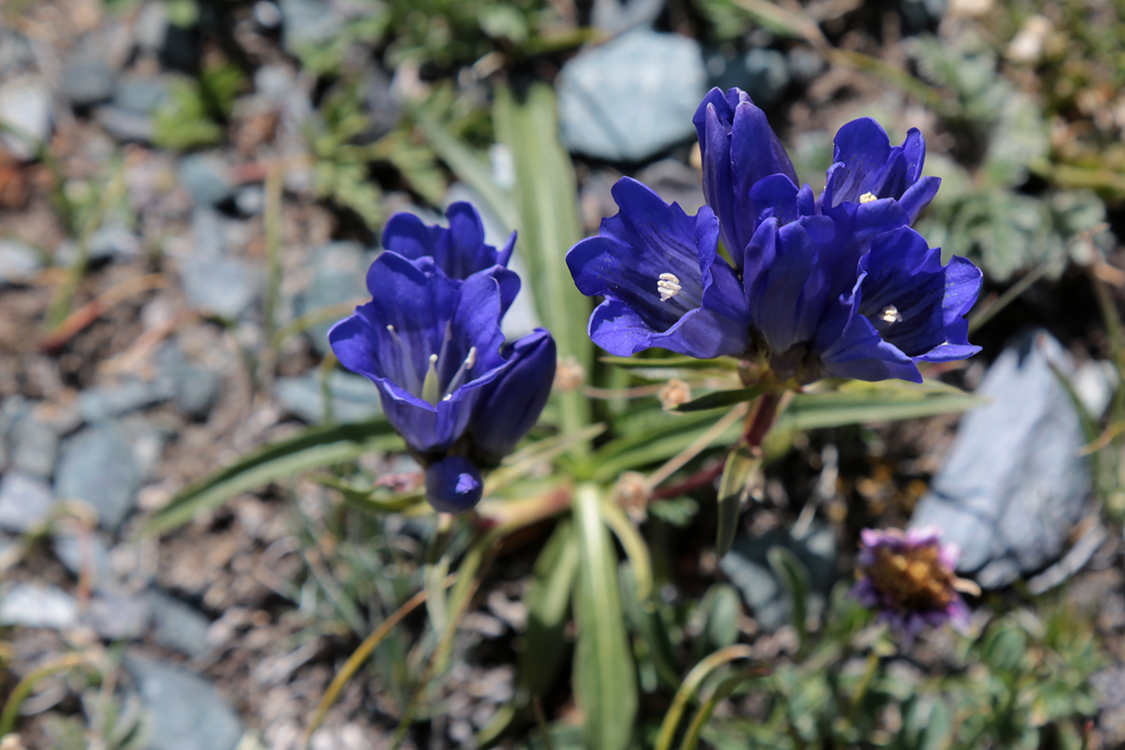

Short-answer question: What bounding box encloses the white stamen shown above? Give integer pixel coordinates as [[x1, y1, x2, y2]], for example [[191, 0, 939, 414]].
[[657, 272, 682, 302], [859, 192, 878, 204], [442, 346, 478, 399], [880, 305, 903, 324]]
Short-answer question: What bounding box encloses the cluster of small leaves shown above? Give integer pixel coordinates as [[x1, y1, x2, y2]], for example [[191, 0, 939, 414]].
[[152, 60, 246, 151], [907, 31, 1109, 282]]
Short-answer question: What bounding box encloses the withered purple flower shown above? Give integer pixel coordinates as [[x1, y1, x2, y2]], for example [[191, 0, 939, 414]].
[[849, 527, 978, 647]]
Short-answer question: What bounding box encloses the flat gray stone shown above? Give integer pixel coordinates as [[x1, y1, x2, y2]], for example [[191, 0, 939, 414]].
[[558, 29, 706, 162], [275, 371, 382, 423], [53, 528, 116, 593], [179, 256, 262, 320], [720, 525, 837, 631], [911, 330, 1093, 588], [0, 582, 78, 630], [591, 0, 665, 34], [95, 105, 154, 143], [8, 411, 59, 480], [146, 589, 212, 657], [125, 654, 243, 750], [85, 590, 151, 640], [291, 241, 370, 355], [279, 0, 344, 53], [62, 50, 116, 106], [0, 473, 55, 532], [54, 422, 143, 529], [77, 378, 176, 423], [177, 154, 234, 206], [0, 76, 52, 160], [0, 240, 43, 286]]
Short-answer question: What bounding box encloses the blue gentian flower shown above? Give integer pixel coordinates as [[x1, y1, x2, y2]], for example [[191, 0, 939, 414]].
[[568, 88, 982, 383], [329, 204, 557, 512], [382, 201, 516, 278]]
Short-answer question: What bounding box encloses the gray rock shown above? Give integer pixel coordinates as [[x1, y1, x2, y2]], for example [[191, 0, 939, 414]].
[[146, 589, 212, 657], [741, 49, 790, 108], [0, 29, 36, 76], [558, 29, 706, 162], [357, 66, 398, 143], [0, 473, 55, 532], [280, 0, 344, 53], [53, 529, 116, 593], [720, 525, 837, 631], [291, 241, 370, 355], [0, 583, 78, 630], [591, 0, 665, 34], [178, 154, 235, 206], [124, 654, 243, 750], [911, 330, 1093, 588], [95, 105, 154, 143], [134, 1, 170, 52], [635, 159, 706, 214], [178, 256, 262, 319], [9, 411, 60, 480], [233, 184, 265, 216], [77, 378, 176, 422], [0, 240, 43, 286], [87, 223, 144, 261], [62, 49, 116, 107], [275, 371, 382, 423], [54, 422, 143, 530], [787, 46, 825, 84], [190, 205, 229, 258], [0, 76, 53, 160], [154, 343, 222, 419], [85, 590, 151, 640], [254, 1, 283, 28], [114, 75, 170, 113]]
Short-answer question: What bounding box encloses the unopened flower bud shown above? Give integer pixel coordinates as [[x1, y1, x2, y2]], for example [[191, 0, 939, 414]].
[[424, 456, 483, 514], [553, 355, 586, 392], [612, 471, 651, 522], [658, 378, 692, 411]]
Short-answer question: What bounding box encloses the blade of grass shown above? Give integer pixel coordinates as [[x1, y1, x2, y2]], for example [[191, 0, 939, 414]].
[[573, 483, 638, 750], [654, 645, 754, 750], [679, 669, 761, 750], [494, 83, 591, 454], [412, 109, 519, 233], [141, 419, 400, 535], [600, 500, 654, 603], [303, 580, 451, 745]]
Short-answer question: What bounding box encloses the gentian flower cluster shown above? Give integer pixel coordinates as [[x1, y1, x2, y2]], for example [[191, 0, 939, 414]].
[[567, 87, 983, 383], [849, 527, 977, 647], [329, 203, 557, 513]]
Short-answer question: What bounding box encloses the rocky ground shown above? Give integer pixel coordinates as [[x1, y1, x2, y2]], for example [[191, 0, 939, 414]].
[[1, 0, 1125, 748]]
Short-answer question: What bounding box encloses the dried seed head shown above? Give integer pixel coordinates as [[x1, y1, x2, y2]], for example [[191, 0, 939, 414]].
[[658, 378, 692, 411]]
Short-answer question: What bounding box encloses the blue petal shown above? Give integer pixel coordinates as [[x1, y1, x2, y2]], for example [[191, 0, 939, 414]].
[[567, 177, 749, 358], [855, 227, 981, 361], [818, 297, 922, 383], [424, 455, 483, 513], [822, 118, 893, 207], [899, 176, 941, 223], [381, 202, 512, 280], [470, 328, 557, 464], [744, 219, 832, 354], [692, 87, 797, 262]]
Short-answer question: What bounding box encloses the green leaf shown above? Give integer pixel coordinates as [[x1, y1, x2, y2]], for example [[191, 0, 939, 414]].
[[716, 442, 759, 558], [413, 110, 519, 234], [573, 484, 638, 750], [494, 84, 592, 450], [773, 379, 985, 434], [600, 355, 739, 371], [521, 519, 580, 696], [141, 419, 400, 536], [676, 384, 768, 413], [767, 547, 810, 652]]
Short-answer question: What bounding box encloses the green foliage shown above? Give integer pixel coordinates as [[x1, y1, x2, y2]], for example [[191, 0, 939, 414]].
[[907, 32, 1110, 281], [152, 61, 246, 151]]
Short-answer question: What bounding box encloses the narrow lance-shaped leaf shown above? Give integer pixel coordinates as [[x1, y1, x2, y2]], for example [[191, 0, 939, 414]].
[[494, 83, 592, 451], [142, 419, 400, 536], [521, 519, 580, 697], [573, 483, 638, 750]]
